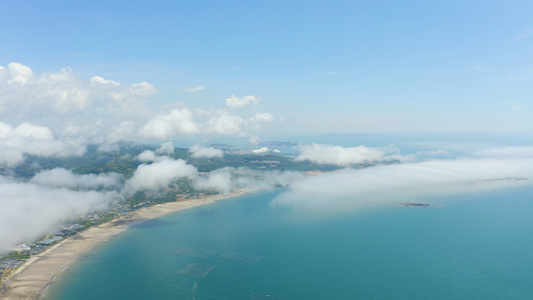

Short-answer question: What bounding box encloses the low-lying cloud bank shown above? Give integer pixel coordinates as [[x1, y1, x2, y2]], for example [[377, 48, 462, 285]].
[[30, 168, 122, 189], [156, 141, 175, 155], [136, 142, 176, 162], [124, 158, 303, 195], [474, 146, 533, 159], [137, 150, 159, 162], [124, 158, 198, 194], [194, 167, 304, 194], [0, 176, 120, 253], [295, 143, 409, 166], [273, 157, 533, 211]]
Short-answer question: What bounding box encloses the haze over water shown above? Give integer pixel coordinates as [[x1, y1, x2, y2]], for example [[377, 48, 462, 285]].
[[46, 185, 533, 300]]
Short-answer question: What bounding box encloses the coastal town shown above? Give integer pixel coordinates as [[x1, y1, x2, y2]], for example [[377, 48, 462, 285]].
[[0, 189, 248, 299], [0, 141, 377, 298], [0, 190, 209, 282]]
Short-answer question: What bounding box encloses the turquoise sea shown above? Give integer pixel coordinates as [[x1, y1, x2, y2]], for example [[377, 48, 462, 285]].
[[45, 186, 533, 300]]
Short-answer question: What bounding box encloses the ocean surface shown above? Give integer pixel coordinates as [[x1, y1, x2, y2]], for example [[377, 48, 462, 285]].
[[45, 186, 533, 300]]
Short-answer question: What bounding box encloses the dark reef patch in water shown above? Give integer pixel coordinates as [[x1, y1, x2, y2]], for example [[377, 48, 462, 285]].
[[131, 219, 174, 228]]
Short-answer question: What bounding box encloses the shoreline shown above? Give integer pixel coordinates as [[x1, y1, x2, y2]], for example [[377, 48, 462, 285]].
[[0, 190, 248, 300]]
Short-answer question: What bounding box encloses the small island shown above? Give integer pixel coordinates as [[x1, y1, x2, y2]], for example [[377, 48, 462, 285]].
[[398, 201, 430, 207]]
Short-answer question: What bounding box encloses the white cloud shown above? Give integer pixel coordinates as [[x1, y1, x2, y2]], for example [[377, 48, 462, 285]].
[[189, 144, 224, 159], [0, 63, 156, 142], [251, 147, 269, 154], [273, 158, 533, 211], [225, 94, 261, 108], [38, 67, 91, 113], [0, 122, 88, 167], [0, 176, 119, 253], [4, 62, 33, 85], [137, 148, 176, 163], [195, 169, 232, 194], [130, 81, 156, 95], [107, 121, 136, 143], [206, 111, 245, 135], [0, 148, 25, 167], [61, 123, 81, 137], [180, 85, 205, 92], [0, 62, 279, 145], [90, 76, 120, 86], [124, 158, 198, 194], [139, 108, 199, 139], [138, 107, 273, 138], [97, 143, 119, 153], [295, 143, 391, 166], [249, 136, 260, 145], [137, 150, 158, 162], [156, 141, 175, 155], [474, 146, 533, 159], [12, 122, 54, 140], [194, 167, 303, 194], [250, 112, 275, 123], [30, 168, 122, 189]]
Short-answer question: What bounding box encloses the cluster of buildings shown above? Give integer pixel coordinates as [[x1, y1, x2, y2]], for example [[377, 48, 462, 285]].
[[245, 160, 280, 165], [1, 190, 213, 280], [177, 192, 206, 201], [0, 222, 85, 280], [84, 214, 103, 223], [56, 223, 84, 235], [109, 204, 133, 216], [225, 146, 281, 155], [0, 259, 24, 277], [8, 223, 84, 256]]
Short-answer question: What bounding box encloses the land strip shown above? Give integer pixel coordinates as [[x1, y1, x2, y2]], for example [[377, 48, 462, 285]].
[[0, 190, 247, 300]]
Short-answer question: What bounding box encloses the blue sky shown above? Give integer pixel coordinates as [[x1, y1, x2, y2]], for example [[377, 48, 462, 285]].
[[1, 0, 532, 138]]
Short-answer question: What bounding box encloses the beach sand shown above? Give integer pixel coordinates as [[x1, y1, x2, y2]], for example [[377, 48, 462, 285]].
[[0, 190, 247, 300]]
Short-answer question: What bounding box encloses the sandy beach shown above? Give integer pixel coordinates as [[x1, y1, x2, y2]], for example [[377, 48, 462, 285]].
[[0, 190, 247, 300]]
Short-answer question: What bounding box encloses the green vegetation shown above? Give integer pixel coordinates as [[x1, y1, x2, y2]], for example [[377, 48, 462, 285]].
[[0, 252, 30, 262], [0, 142, 345, 180]]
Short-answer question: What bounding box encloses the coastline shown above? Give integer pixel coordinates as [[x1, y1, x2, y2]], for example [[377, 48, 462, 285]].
[[0, 190, 248, 300]]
